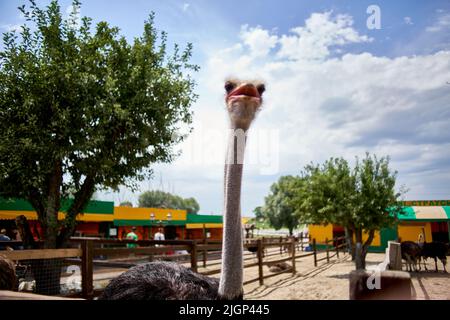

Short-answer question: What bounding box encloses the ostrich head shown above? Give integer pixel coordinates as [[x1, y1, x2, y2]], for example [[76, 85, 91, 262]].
[[224, 79, 265, 130]]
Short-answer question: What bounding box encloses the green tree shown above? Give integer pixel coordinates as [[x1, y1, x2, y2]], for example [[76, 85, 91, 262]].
[[138, 190, 200, 214], [252, 206, 269, 229], [0, 0, 198, 293], [300, 158, 357, 258], [299, 154, 403, 270], [120, 201, 133, 207], [183, 197, 200, 215], [352, 154, 403, 269], [262, 175, 304, 235]]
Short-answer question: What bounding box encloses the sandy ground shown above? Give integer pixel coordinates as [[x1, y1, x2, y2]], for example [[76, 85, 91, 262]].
[[87, 249, 450, 300], [239, 251, 450, 300]]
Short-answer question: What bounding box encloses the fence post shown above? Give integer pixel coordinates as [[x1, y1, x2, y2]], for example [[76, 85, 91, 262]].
[[326, 238, 330, 263], [203, 238, 207, 268], [81, 240, 94, 300], [190, 240, 198, 273], [291, 237, 296, 274], [336, 237, 340, 258], [279, 236, 282, 254], [257, 239, 264, 286], [313, 238, 317, 267]]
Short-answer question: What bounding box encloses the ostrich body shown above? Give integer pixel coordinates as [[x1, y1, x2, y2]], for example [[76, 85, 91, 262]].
[[0, 255, 16, 291], [99, 79, 265, 300]]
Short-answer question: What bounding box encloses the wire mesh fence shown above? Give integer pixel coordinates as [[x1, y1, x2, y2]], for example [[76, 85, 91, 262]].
[[13, 258, 83, 296], [1, 246, 83, 297]]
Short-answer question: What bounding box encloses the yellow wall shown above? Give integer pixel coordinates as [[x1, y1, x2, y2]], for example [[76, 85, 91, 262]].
[[308, 224, 381, 246], [186, 223, 222, 229], [113, 206, 187, 221], [308, 224, 333, 243], [398, 222, 432, 242]]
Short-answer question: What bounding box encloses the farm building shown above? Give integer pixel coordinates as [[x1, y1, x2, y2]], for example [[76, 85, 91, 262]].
[[0, 198, 249, 241], [308, 201, 450, 252], [0, 197, 115, 240], [113, 206, 249, 240]]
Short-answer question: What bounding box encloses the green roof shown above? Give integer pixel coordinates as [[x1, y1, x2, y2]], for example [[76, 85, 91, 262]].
[[186, 214, 223, 224], [0, 197, 114, 214]]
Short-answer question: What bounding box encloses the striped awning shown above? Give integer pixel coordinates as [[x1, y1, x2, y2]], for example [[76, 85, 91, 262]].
[[398, 206, 450, 221]]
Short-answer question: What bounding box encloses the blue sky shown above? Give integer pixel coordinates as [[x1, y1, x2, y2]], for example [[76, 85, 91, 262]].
[[1, 0, 450, 216]]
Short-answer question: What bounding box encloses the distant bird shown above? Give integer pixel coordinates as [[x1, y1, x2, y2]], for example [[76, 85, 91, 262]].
[[99, 79, 266, 300]]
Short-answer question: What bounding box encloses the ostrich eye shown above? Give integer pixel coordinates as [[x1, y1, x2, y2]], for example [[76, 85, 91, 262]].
[[257, 84, 266, 96], [225, 81, 236, 93]]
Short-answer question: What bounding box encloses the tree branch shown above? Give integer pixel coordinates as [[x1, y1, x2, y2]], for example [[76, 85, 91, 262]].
[[362, 229, 375, 254], [56, 174, 96, 247]]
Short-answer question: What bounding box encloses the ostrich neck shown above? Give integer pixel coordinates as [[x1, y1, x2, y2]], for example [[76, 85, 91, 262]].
[[218, 128, 247, 299]]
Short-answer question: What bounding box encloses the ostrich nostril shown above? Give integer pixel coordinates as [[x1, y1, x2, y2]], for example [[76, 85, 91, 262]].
[[257, 84, 265, 96]]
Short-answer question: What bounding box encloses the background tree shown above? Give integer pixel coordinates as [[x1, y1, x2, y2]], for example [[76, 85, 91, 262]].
[[138, 190, 200, 214], [183, 197, 200, 215], [246, 206, 269, 229], [0, 0, 198, 293], [120, 201, 133, 207], [299, 154, 404, 270], [300, 158, 357, 258], [351, 154, 404, 269], [261, 175, 304, 235]]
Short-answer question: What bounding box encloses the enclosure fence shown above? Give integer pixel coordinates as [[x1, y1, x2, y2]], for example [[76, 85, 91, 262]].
[[0, 235, 347, 299]]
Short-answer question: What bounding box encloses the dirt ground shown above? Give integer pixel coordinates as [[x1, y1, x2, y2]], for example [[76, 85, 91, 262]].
[[91, 249, 450, 300], [240, 251, 450, 300]]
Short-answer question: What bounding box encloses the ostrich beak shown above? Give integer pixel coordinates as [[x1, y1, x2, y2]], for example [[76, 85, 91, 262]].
[[226, 83, 260, 101]]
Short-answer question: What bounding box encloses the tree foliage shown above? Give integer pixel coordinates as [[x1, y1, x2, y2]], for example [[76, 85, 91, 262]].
[[119, 201, 133, 207], [299, 154, 404, 269], [138, 190, 200, 214], [0, 0, 199, 248], [261, 175, 305, 235]]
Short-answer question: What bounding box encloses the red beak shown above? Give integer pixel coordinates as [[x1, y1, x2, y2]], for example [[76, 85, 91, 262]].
[[227, 84, 260, 100]]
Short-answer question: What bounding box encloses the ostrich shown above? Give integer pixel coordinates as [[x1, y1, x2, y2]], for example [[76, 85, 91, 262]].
[[99, 79, 266, 300], [0, 255, 16, 290]]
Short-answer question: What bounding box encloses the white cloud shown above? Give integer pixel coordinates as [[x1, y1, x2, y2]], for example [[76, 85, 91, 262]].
[[277, 11, 372, 61], [426, 12, 450, 32], [193, 12, 450, 214], [1, 24, 23, 33], [239, 25, 278, 57]]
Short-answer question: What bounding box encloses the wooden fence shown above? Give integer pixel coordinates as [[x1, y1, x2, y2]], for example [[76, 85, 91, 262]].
[[0, 236, 347, 299]]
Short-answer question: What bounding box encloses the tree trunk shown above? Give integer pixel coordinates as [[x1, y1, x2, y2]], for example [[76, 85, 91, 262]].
[[360, 229, 375, 270], [25, 167, 95, 295], [32, 258, 63, 295], [354, 228, 365, 270], [16, 215, 63, 295], [344, 226, 355, 259]]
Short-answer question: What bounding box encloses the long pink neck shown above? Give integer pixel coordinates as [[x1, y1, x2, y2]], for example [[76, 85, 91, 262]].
[[218, 128, 247, 299]]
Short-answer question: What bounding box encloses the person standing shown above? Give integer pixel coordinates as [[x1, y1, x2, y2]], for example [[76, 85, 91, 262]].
[[0, 229, 11, 251], [126, 227, 139, 248], [12, 229, 23, 250], [153, 228, 165, 248], [153, 228, 165, 241]]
